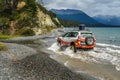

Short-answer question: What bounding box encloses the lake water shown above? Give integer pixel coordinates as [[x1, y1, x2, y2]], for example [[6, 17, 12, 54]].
[[47, 27, 120, 80], [89, 27, 120, 46]]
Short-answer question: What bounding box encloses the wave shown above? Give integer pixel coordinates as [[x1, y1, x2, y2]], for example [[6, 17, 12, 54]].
[[97, 43, 120, 49], [48, 42, 120, 71]]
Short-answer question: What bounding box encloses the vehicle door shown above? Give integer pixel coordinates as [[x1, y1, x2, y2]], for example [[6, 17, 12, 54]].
[[61, 32, 70, 43]]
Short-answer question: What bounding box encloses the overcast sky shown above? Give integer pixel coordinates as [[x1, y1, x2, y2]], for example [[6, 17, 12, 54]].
[[42, 0, 120, 17]]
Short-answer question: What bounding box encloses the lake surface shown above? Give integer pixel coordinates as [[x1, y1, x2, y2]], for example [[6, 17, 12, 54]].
[[89, 27, 120, 46]]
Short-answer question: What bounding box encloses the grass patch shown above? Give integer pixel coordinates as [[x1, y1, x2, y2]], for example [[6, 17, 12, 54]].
[[0, 43, 8, 51], [0, 35, 18, 39]]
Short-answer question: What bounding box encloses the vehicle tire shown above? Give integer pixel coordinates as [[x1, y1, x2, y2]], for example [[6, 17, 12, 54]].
[[85, 36, 94, 46], [57, 42, 62, 50], [57, 42, 61, 47], [70, 44, 77, 53]]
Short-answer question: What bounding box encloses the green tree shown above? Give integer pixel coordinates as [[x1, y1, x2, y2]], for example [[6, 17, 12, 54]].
[[0, 0, 4, 3], [12, 0, 20, 9], [3, 0, 20, 9]]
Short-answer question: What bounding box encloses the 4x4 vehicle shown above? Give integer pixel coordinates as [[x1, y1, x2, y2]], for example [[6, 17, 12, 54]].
[[57, 30, 96, 52]]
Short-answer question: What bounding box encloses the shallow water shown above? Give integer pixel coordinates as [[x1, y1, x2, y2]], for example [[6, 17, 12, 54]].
[[48, 43, 120, 80], [90, 28, 120, 46], [47, 28, 120, 80]]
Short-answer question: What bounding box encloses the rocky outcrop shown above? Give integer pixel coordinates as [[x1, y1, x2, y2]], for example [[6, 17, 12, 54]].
[[32, 8, 60, 35]]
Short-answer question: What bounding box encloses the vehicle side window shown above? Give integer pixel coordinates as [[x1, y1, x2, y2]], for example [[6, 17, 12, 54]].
[[62, 32, 70, 37], [74, 32, 78, 37], [81, 33, 93, 37], [66, 32, 78, 37]]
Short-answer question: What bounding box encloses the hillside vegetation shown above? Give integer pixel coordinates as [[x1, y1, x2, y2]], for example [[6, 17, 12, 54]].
[[0, 0, 61, 36], [59, 19, 82, 27]]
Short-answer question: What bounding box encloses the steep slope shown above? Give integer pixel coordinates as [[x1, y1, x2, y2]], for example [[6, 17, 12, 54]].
[[51, 9, 99, 25], [0, 0, 61, 35]]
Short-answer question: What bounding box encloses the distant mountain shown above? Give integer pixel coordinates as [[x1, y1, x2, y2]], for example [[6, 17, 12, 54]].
[[93, 15, 120, 26], [51, 9, 101, 25]]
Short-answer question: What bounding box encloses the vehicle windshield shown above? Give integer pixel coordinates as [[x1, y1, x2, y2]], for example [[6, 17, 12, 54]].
[[81, 33, 93, 37], [62, 32, 78, 37]]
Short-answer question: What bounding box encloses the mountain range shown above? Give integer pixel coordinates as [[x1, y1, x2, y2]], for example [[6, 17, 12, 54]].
[[51, 9, 100, 25], [93, 15, 120, 26], [51, 9, 120, 27]]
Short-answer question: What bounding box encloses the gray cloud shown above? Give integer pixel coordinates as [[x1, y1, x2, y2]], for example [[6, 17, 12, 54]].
[[42, 0, 120, 17]]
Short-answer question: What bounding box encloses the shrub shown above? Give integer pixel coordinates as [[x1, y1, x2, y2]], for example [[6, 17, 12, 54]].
[[2, 29, 10, 35], [21, 29, 35, 36], [15, 28, 35, 36], [46, 26, 53, 31]]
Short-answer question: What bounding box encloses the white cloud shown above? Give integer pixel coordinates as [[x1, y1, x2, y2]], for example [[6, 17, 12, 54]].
[[42, 0, 120, 17]]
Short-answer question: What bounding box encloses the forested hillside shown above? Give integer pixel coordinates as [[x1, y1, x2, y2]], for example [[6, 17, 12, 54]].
[[0, 0, 61, 36]]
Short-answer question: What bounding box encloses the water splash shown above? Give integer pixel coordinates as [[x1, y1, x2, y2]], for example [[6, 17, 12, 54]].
[[48, 42, 120, 71]]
